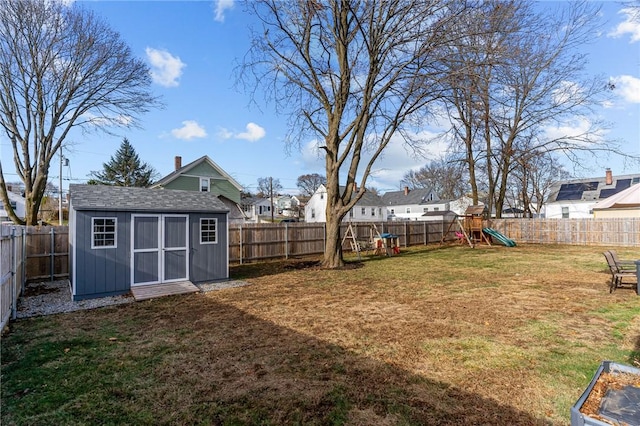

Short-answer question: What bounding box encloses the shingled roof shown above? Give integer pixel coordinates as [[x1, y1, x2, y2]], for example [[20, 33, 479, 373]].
[[70, 184, 228, 212], [381, 188, 436, 206]]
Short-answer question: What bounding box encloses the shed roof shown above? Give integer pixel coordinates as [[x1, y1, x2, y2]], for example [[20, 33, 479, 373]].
[[70, 184, 229, 212]]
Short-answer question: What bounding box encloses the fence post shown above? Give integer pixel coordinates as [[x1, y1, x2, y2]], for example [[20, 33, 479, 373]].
[[285, 223, 289, 260], [11, 227, 17, 320], [404, 222, 407, 247], [239, 225, 243, 265], [50, 227, 55, 282], [21, 227, 26, 296], [323, 223, 326, 251]]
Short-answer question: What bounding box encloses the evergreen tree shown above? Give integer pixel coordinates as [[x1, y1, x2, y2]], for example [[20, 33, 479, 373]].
[[89, 138, 156, 187]]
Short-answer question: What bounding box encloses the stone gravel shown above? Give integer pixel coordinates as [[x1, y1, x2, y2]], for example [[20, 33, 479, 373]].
[[16, 279, 251, 319]]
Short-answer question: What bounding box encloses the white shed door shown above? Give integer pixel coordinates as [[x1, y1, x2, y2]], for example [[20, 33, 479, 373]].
[[132, 215, 188, 286]]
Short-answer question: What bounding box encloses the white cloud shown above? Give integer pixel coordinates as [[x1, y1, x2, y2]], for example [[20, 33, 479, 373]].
[[219, 122, 266, 142], [145, 47, 186, 87], [608, 7, 640, 42], [171, 120, 207, 140], [213, 0, 234, 22], [610, 75, 640, 103], [543, 117, 605, 146], [552, 81, 583, 105]]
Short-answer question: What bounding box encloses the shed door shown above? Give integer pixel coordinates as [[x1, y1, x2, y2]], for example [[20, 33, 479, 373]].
[[132, 215, 189, 286]]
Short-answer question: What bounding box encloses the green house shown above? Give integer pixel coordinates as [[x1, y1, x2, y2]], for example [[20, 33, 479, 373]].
[[153, 156, 246, 222]]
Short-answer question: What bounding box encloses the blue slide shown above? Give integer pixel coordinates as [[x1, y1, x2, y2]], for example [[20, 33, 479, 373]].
[[483, 228, 516, 247]]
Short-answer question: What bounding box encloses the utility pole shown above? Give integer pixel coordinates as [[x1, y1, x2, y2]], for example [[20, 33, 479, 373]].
[[270, 177, 274, 222], [59, 148, 63, 225]]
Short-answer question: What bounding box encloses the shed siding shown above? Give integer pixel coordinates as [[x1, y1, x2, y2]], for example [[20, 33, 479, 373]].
[[74, 210, 131, 300], [190, 212, 229, 283]]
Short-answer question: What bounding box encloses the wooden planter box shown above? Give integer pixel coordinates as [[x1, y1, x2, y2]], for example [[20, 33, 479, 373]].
[[571, 361, 640, 426]]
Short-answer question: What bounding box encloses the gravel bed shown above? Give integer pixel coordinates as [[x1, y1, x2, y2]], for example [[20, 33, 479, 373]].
[[15, 279, 251, 319]]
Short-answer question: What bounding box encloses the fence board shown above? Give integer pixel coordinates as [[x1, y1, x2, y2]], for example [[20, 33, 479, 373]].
[[1, 225, 26, 331]]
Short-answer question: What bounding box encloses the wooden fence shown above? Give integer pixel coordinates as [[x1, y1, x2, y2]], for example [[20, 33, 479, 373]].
[[230, 221, 452, 263], [489, 218, 640, 247]]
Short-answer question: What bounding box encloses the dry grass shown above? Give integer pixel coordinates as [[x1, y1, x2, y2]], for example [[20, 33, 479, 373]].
[[2, 244, 639, 425]]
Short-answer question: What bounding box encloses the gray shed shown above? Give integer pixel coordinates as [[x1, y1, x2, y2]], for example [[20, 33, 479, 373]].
[[69, 184, 229, 300]]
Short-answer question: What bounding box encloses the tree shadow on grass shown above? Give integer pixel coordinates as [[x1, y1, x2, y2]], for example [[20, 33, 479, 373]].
[[3, 294, 551, 425]]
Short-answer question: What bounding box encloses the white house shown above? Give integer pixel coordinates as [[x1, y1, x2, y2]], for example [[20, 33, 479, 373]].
[[241, 197, 273, 223], [381, 187, 440, 221], [0, 190, 26, 223], [305, 184, 385, 223], [544, 170, 640, 219]]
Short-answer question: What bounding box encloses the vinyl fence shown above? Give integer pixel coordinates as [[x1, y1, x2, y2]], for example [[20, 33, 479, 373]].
[[0, 226, 26, 331]]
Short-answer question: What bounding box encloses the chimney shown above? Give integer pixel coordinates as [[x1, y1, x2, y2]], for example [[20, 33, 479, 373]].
[[605, 168, 613, 185], [175, 156, 182, 171], [404, 186, 409, 196]]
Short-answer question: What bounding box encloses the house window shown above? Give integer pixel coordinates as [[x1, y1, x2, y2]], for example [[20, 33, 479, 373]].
[[406, 207, 411, 214], [200, 218, 217, 244], [320, 193, 324, 200], [10, 201, 16, 210], [371, 208, 375, 217], [92, 218, 116, 249], [311, 208, 316, 219], [200, 178, 210, 192], [562, 207, 569, 219], [361, 207, 366, 215], [433, 207, 439, 211], [349, 209, 353, 218], [423, 208, 428, 213], [378, 208, 382, 216], [390, 208, 395, 215]]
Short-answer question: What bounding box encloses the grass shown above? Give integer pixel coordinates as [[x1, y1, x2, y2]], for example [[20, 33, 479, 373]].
[[2, 244, 639, 425]]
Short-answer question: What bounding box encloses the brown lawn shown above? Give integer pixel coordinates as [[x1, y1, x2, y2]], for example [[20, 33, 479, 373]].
[[2, 243, 639, 425]]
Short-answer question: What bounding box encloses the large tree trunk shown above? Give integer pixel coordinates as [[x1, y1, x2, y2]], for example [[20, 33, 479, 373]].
[[322, 216, 343, 268]]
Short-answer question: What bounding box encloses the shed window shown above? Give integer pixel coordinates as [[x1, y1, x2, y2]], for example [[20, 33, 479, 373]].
[[92, 218, 116, 249], [200, 178, 210, 192], [200, 218, 217, 244]]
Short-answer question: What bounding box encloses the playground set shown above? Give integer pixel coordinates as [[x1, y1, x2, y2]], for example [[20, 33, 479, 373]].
[[442, 205, 516, 248]]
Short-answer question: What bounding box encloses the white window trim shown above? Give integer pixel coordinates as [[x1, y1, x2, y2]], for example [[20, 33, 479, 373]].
[[200, 218, 218, 244], [200, 177, 210, 192], [91, 217, 117, 249]]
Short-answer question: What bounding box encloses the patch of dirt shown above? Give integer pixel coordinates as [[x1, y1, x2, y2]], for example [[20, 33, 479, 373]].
[[22, 283, 61, 297]]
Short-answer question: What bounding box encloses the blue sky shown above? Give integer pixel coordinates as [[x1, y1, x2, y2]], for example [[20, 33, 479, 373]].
[[1, 0, 639, 195]]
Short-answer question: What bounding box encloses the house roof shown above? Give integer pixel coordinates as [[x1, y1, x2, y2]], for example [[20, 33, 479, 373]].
[[218, 195, 248, 220], [337, 186, 385, 206], [152, 155, 243, 191], [547, 173, 640, 203], [381, 188, 436, 206], [70, 184, 228, 212], [593, 183, 640, 210]]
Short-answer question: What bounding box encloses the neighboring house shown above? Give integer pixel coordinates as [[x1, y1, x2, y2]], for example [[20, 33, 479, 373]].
[[152, 155, 247, 224], [69, 184, 229, 301], [305, 184, 385, 223], [0, 190, 26, 223], [275, 195, 300, 217], [381, 187, 440, 221], [544, 169, 640, 219], [592, 182, 640, 218], [241, 196, 273, 223]]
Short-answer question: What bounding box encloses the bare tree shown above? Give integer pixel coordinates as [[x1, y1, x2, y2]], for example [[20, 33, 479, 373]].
[[440, 1, 633, 218], [296, 173, 326, 197], [241, 0, 467, 267], [400, 155, 467, 199], [257, 176, 282, 222], [0, 0, 159, 225]]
